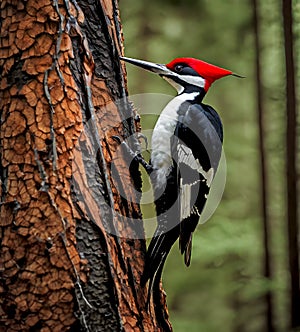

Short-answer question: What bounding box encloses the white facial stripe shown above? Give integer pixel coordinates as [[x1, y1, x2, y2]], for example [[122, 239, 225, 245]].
[[163, 73, 205, 93], [181, 75, 205, 88]]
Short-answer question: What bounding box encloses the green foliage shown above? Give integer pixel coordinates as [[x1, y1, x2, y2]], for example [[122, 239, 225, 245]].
[[120, 0, 294, 330]]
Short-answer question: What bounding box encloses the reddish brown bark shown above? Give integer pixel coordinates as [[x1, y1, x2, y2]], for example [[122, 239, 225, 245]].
[[0, 0, 171, 331]]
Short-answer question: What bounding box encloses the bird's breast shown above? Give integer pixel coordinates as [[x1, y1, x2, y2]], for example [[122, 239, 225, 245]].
[[150, 92, 199, 188]]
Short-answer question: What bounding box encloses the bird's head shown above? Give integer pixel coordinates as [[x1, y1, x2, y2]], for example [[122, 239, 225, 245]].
[[120, 56, 242, 95]]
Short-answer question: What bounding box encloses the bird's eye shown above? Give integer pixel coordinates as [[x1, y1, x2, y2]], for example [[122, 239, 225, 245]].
[[174, 64, 184, 72]]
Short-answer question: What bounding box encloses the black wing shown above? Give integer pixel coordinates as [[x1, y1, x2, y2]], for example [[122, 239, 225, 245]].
[[176, 103, 223, 265]]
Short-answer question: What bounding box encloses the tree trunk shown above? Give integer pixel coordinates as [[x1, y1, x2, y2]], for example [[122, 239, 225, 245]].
[[282, 0, 300, 329], [252, 0, 275, 331], [0, 1, 171, 331]]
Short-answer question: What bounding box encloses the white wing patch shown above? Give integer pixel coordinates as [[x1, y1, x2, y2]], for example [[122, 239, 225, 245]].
[[177, 144, 214, 187], [192, 205, 201, 216], [180, 178, 190, 220], [178, 144, 214, 221], [180, 179, 202, 220]]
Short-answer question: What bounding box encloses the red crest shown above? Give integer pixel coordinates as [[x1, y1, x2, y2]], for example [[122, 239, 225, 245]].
[[166, 58, 232, 91]]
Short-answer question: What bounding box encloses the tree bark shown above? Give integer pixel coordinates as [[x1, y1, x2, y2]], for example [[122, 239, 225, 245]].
[[282, 0, 300, 329], [252, 1, 275, 331], [0, 0, 171, 331]]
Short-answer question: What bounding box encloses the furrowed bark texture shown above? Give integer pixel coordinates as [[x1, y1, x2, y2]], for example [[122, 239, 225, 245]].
[[0, 0, 171, 331]]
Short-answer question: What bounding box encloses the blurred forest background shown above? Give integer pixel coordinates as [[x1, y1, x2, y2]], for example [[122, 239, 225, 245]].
[[119, 0, 299, 331]]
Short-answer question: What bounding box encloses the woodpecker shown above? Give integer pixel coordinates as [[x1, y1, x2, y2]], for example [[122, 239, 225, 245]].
[[120, 56, 241, 308]]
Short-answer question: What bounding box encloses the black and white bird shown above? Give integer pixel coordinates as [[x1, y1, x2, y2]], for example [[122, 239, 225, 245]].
[[120, 56, 241, 307]]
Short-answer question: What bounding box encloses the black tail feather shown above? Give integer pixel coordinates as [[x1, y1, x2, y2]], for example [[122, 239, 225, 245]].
[[142, 225, 179, 287], [141, 231, 167, 287], [143, 251, 167, 311], [152, 254, 172, 332], [141, 226, 180, 313]]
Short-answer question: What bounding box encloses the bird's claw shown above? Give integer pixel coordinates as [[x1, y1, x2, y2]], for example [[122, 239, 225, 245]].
[[112, 135, 153, 175]]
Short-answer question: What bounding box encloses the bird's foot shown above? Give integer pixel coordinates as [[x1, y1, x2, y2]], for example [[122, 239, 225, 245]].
[[112, 136, 153, 174]]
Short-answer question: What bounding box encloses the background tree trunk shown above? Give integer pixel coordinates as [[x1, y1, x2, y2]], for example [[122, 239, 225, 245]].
[[252, 0, 275, 331], [282, 0, 300, 329], [0, 0, 171, 331]]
